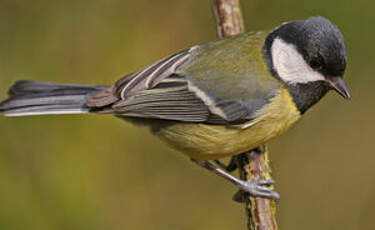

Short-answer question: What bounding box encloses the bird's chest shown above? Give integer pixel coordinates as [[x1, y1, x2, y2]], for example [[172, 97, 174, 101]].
[[155, 88, 301, 160]]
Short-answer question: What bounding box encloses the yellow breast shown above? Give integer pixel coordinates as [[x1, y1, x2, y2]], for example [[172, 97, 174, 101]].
[[155, 88, 301, 160]]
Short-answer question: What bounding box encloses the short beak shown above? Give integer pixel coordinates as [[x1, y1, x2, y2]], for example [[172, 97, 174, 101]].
[[327, 77, 351, 100]]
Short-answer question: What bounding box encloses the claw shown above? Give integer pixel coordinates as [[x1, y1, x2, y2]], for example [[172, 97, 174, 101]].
[[239, 180, 280, 201], [232, 188, 280, 203], [254, 179, 275, 186]]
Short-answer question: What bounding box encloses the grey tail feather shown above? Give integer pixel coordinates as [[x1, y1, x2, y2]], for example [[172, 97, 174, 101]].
[[0, 80, 109, 117]]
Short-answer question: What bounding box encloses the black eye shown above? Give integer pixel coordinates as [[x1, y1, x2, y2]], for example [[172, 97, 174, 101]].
[[310, 58, 323, 70], [309, 56, 325, 70]]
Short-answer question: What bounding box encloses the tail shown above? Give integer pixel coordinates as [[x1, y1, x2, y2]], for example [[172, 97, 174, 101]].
[[0, 80, 108, 117]]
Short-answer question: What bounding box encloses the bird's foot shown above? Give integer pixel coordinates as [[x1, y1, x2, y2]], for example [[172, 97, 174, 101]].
[[233, 179, 280, 203], [191, 159, 279, 202]]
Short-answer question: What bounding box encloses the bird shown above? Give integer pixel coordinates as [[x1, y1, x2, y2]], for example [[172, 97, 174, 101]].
[[0, 16, 350, 200]]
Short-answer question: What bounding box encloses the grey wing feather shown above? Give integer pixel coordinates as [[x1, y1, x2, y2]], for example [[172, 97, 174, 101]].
[[114, 49, 192, 99], [112, 75, 210, 122], [106, 48, 213, 122]]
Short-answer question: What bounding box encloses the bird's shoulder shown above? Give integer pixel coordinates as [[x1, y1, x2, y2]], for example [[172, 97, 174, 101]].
[[184, 32, 279, 98]]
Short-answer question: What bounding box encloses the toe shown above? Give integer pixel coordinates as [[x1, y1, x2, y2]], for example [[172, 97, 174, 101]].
[[255, 179, 275, 185]]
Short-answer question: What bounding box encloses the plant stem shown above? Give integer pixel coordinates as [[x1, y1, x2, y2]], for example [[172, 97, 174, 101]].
[[236, 147, 278, 230], [210, 1, 278, 229]]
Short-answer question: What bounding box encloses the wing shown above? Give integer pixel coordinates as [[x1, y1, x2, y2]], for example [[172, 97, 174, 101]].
[[112, 75, 210, 122], [86, 32, 281, 125]]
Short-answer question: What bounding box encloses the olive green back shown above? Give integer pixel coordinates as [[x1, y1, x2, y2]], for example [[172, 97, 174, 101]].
[[180, 31, 280, 102]]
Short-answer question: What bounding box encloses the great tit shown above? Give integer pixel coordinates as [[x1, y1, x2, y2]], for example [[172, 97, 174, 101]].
[[0, 16, 349, 199]]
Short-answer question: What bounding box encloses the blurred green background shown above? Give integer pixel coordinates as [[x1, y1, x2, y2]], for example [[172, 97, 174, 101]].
[[0, 0, 373, 229]]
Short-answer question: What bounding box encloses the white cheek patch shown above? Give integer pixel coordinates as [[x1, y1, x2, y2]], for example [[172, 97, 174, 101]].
[[271, 38, 325, 84]]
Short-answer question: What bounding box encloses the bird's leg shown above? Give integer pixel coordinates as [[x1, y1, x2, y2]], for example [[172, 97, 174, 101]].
[[214, 156, 238, 172], [191, 159, 280, 200]]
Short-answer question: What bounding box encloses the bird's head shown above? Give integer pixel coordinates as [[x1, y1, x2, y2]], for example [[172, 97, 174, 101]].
[[264, 16, 350, 112]]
